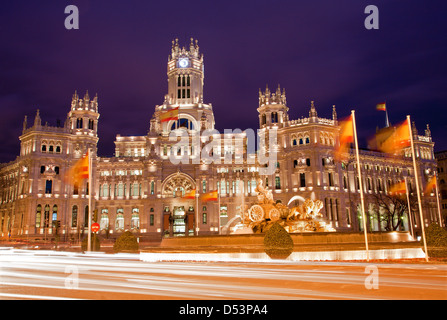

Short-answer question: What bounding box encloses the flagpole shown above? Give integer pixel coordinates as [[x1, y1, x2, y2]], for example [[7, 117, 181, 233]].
[[195, 191, 199, 236], [434, 173, 443, 227], [351, 110, 369, 261], [218, 188, 221, 235], [87, 148, 92, 252], [404, 176, 414, 238], [407, 115, 429, 262]]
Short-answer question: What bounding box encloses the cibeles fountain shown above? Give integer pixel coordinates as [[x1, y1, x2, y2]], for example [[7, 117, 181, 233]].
[[227, 179, 336, 234], [144, 177, 425, 262]]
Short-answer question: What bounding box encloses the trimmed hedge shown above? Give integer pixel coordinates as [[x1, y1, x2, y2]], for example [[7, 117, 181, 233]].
[[113, 231, 139, 253], [424, 223, 447, 258], [263, 222, 294, 259]]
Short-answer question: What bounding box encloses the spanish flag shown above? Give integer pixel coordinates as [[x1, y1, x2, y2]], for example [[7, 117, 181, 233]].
[[182, 189, 196, 199], [376, 102, 386, 111], [389, 180, 406, 195], [424, 176, 437, 195], [160, 107, 179, 123], [334, 115, 354, 161], [201, 190, 218, 202], [378, 119, 410, 154], [67, 151, 89, 185]]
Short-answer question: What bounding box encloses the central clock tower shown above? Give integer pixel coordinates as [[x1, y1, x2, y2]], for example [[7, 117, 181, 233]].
[[166, 38, 205, 105], [153, 38, 215, 135]]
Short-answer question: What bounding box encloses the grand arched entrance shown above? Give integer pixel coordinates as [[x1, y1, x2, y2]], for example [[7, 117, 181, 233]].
[[161, 172, 196, 237]]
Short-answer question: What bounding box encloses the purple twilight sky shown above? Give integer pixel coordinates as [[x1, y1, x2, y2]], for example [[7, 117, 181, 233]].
[[0, 0, 446, 163]]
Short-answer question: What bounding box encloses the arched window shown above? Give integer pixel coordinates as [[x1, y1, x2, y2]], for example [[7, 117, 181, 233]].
[[305, 136, 310, 144], [171, 118, 195, 131], [76, 118, 83, 129], [52, 205, 58, 226], [292, 138, 297, 146], [56, 145, 61, 153], [36, 204, 42, 228], [131, 208, 140, 230], [71, 205, 78, 227], [150, 181, 155, 195], [275, 176, 281, 189]]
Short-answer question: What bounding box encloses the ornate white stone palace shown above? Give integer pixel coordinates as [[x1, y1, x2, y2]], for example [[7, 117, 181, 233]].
[[0, 39, 440, 241]]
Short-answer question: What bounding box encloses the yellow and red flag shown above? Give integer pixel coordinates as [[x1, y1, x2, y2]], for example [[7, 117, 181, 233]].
[[334, 115, 354, 161], [376, 102, 386, 111], [378, 119, 410, 154], [160, 107, 179, 123], [182, 189, 196, 199], [389, 180, 406, 195], [67, 151, 89, 185], [201, 190, 218, 202], [424, 176, 437, 195]]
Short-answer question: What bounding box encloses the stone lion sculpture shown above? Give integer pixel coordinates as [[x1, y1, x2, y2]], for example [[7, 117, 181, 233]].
[[287, 199, 324, 221]]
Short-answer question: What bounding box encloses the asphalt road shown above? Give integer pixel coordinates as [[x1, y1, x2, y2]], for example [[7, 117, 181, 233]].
[[0, 248, 446, 301]]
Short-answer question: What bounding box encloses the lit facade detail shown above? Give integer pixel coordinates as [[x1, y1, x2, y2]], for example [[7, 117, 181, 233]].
[[0, 39, 440, 240]]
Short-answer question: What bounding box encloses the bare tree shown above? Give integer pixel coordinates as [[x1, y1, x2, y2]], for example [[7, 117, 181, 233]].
[[371, 192, 417, 231]]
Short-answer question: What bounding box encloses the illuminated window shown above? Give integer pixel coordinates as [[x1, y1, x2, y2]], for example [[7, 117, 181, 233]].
[[116, 208, 124, 231], [52, 205, 58, 227], [71, 205, 78, 227], [100, 209, 109, 230], [131, 208, 140, 230], [36, 204, 42, 228]]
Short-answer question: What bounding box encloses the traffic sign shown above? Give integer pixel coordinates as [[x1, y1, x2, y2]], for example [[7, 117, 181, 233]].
[[91, 222, 100, 233]]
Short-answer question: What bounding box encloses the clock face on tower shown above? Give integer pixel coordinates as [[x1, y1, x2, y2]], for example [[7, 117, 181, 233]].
[[178, 58, 189, 68]]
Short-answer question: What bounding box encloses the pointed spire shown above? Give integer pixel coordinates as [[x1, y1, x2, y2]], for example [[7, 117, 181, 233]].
[[34, 109, 41, 127], [309, 101, 318, 118], [332, 105, 337, 122], [425, 124, 431, 137], [22, 115, 27, 133]]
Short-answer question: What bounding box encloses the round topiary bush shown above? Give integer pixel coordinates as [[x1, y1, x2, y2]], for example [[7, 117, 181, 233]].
[[424, 223, 447, 258], [264, 222, 294, 259], [81, 233, 101, 251], [113, 231, 139, 253]]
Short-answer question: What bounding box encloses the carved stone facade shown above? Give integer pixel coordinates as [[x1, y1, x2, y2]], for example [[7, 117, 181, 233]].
[[0, 39, 440, 241]]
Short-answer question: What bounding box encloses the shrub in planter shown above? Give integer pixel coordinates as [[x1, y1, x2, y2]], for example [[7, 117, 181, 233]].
[[424, 223, 447, 258], [81, 233, 101, 251], [264, 222, 294, 259], [113, 231, 139, 253]]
